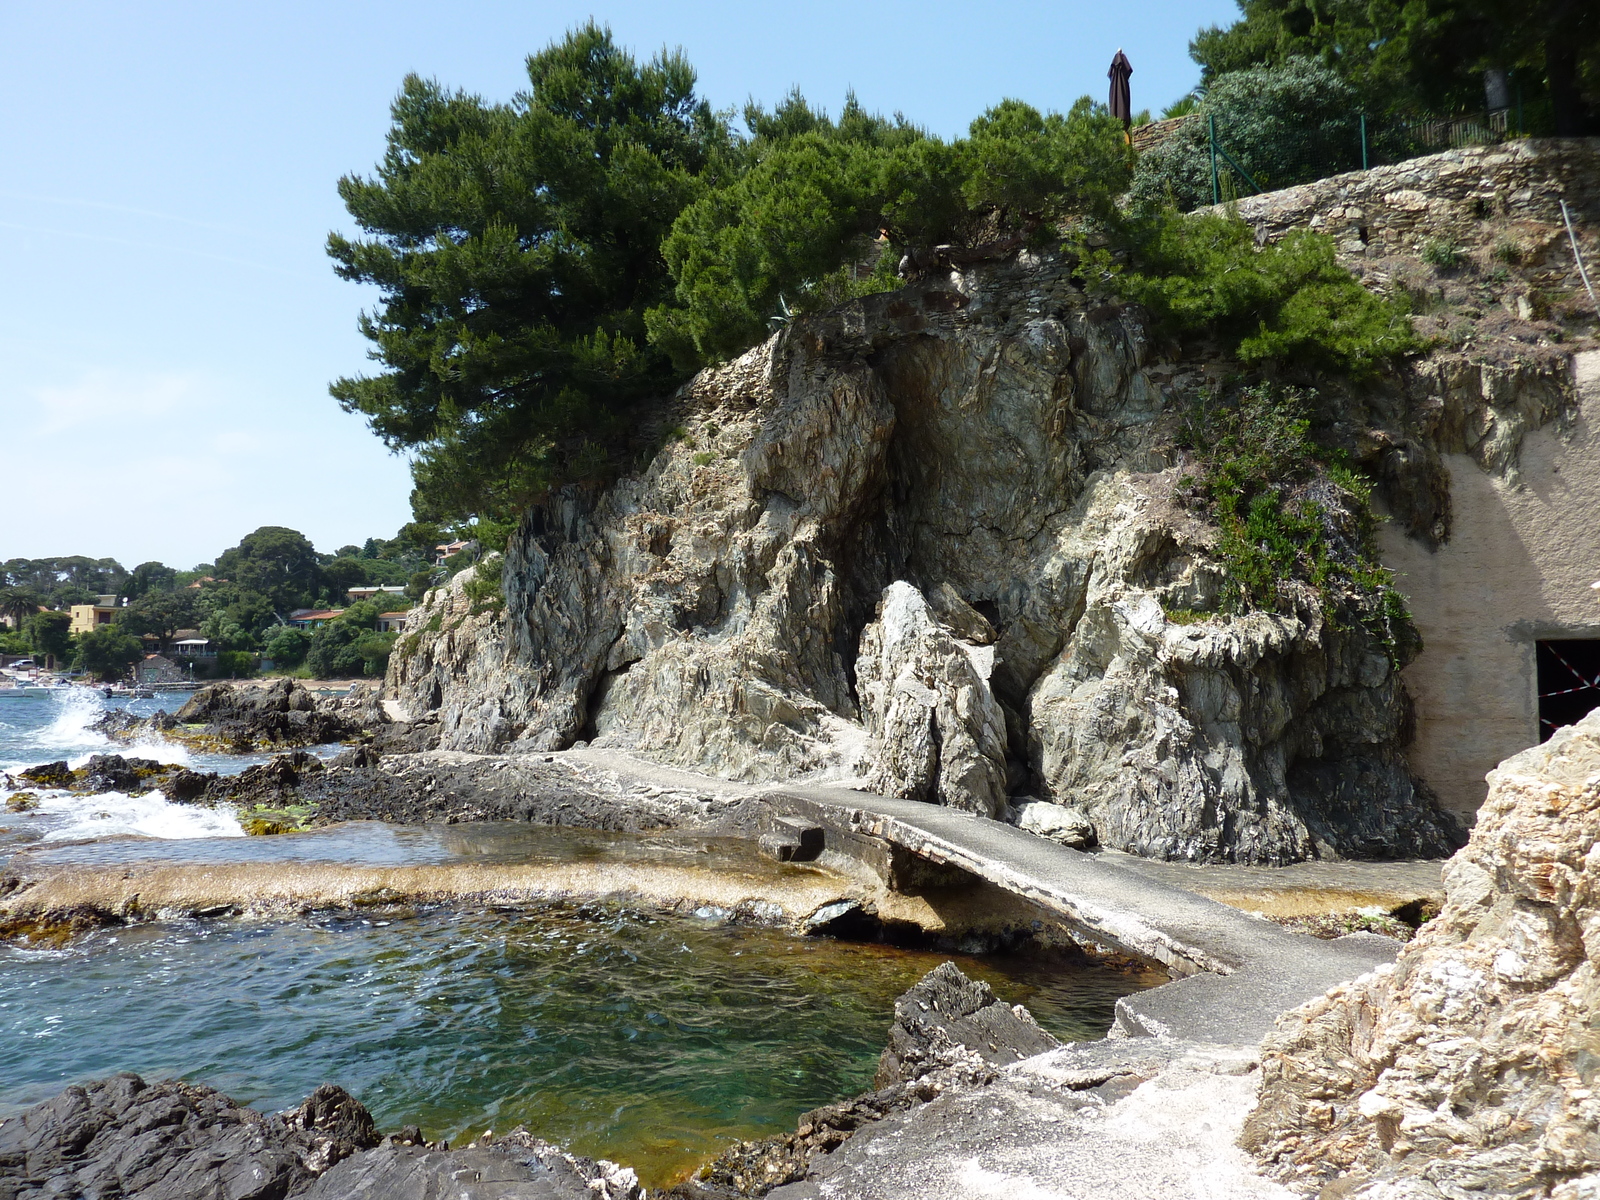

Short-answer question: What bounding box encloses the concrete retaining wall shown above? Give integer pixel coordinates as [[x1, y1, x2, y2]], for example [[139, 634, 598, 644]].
[[1381, 351, 1600, 821]]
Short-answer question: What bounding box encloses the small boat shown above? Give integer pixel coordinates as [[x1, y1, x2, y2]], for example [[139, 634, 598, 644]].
[[19, 681, 75, 696], [0, 687, 38, 699]]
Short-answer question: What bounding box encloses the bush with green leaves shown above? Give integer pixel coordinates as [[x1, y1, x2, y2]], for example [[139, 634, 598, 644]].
[[261, 625, 312, 669], [1080, 210, 1416, 375], [74, 626, 144, 682], [1128, 58, 1360, 211], [1177, 385, 1409, 650]]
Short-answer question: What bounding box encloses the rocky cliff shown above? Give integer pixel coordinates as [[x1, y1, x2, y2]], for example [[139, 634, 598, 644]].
[[388, 241, 1484, 864], [1243, 707, 1600, 1198]]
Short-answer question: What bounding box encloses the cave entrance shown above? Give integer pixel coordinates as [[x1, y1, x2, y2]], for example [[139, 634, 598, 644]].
[[1536, 639, 1600, 741]]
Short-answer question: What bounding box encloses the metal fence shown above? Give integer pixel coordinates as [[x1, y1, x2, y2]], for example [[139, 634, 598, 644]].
[[1204, 107, 1521, 205]]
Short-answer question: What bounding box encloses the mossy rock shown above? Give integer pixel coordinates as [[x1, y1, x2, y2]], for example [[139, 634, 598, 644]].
[[242, 817, 290, 836], [5, 792, 40, 812]]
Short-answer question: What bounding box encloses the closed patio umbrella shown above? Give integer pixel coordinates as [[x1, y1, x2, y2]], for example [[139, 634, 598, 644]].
[[1108, 49, 1133, 126]]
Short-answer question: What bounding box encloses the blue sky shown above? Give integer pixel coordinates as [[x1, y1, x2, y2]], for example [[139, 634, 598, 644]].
[[0, 0, 1237, 569]]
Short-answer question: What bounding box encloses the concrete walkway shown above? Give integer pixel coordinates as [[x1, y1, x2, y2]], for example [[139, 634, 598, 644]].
[[765, 785, 1406, 1045], [559, 752, 1419, 1046]]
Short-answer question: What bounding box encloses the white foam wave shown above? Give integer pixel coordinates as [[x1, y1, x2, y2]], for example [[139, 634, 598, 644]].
[[33, 790, 243, 842], [24, 690, 192, 770]]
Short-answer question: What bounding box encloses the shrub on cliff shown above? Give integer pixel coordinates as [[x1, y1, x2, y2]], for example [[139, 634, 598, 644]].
[[1178, 384, 1410, 651], [648, 95, 1132, 364], [1078, 210, 1416, 376]]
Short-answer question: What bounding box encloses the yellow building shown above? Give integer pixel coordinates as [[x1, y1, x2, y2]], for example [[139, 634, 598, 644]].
[[68, 596, 122, 635]]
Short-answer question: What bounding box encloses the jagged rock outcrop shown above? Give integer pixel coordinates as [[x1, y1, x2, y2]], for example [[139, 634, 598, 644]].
[[0, 1075, 379, 1199], [1242, 709, 1600, 1198], [389, 251, 1469, 863], [855, 582, 1008, 816], [0, 1075, 640, 1200]]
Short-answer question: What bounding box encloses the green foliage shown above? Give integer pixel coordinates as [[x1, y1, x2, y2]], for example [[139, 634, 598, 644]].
[[1420, 238, 1464, 269], [116, 590, 199, 643], [215, 650, 257, 680], [215, 527, 326, 612], [24, 611, 72, 664], [125, 562, 179, 599], [1128, 58, 1360, 211], [1178, 385, 1406, 648], [1189, 0, 1600, 136], [329, 23, 731, 526], [322, 556, 372, 599], [1, 557, 127, 608], [1492, 236, 1525, 265], [1161, 94, 1200, 119], [0, 629, 27, 655], [405, 569, 440, 602], [74, 626, 144, 681], [462, 567, 505, 617], [0, 588, 41, 629], [1081, 211, 1416, 374], [261, 625, 312, 669], [651, 95, 1131, 364], [197, 585, 276, 652], [305, 615, 394, 678]]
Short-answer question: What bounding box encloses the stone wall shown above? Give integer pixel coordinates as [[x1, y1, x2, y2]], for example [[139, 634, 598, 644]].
[[1223, 138, 1600, 275]]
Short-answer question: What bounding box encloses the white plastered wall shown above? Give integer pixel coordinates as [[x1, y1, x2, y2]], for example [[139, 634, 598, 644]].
[[1381, 350, 1600, 824]]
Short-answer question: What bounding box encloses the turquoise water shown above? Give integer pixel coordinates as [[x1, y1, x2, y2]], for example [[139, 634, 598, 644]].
[[0, 904, 1161, 1183]]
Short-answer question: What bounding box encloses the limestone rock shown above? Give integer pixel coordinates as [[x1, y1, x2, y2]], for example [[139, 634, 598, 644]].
[[1243, 709, 1600, 1198], [855, 582, 1008, 816], [1010, 798, 1096, 848]]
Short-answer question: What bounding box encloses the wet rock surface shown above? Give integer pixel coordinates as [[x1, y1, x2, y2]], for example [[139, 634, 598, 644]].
[[89, 680, 438, 755], [171, 679, 366, 748], [0, 1075, 639, 1200], [0, 1074, 378, 1200], [1242, 708, 1600, 1198], [173, 749, 761, 834], [874, 960, 1061, 1087]]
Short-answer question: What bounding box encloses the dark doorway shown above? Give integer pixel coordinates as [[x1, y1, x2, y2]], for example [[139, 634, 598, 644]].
[[1537, 640, 1600, 741]]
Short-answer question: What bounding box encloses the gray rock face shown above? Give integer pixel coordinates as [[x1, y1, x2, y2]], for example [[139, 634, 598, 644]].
[[875, 960, 1061, 1088], [855, 582, 1008, 817], [389, 255, 1465, 863], [1010, 799, 1096, 848], [0, 1074, 378, 1200], [1243, 708, 1600, 1198]]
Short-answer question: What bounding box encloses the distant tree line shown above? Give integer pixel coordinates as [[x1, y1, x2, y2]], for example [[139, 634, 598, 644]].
[[0, 521, 455, 681]]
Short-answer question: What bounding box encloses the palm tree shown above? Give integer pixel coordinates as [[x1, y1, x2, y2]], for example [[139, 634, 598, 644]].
[[0, 587, 42, 631]]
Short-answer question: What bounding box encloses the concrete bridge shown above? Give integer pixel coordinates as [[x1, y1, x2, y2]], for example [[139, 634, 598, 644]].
[[760, 784, 1418, 1044]]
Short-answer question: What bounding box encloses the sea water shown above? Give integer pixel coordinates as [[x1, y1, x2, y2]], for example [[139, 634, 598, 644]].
[[1, 688, 290, 849], [0, 691, 1165, 1185], [0, 905, 1163, 1184]]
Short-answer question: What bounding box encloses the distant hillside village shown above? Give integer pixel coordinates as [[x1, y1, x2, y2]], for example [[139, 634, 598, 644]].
[[0, 525, 482, 683]]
